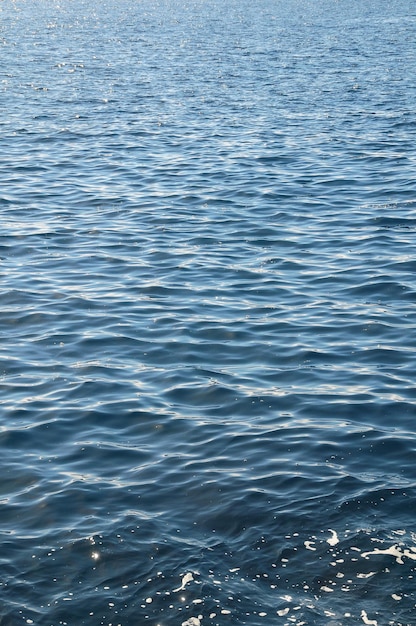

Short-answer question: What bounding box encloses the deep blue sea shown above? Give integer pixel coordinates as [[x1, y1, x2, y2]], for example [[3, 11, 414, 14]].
[[1, 0, 416, 624]]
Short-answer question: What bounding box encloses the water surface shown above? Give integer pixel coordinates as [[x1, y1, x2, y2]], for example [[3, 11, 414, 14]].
[[1, 0, 416, 624]]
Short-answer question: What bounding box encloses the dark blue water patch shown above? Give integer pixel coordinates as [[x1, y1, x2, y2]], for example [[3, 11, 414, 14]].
[[2, 511, 416, 625]]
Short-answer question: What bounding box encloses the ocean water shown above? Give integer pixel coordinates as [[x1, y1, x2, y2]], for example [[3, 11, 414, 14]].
[[1, 0, 416, 624]]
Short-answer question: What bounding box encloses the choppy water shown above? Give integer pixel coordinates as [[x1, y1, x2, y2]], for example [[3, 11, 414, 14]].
[[1, 0, 416, 624]]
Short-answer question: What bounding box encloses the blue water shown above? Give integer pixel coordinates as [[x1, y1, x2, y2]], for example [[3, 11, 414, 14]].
[[1, 0, 416, 624]]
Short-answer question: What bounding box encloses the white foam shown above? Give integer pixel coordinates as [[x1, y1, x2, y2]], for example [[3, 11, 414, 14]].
[[181, 618, 200, 626], [403, 548, 416, 560], [304, 541, 316, 551], [173, 572, 194, 592], [360, 544, 415, 564], [327, 529, 339, 546], [361, 609, 378, 625], [277, 607, 290, 616]]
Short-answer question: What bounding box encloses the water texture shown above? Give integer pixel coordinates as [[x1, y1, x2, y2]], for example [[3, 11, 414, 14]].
[[1, 0, 416, 624]]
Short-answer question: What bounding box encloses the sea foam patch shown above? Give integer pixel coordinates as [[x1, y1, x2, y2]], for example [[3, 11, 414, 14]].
[[133, 528, 415, 625]]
